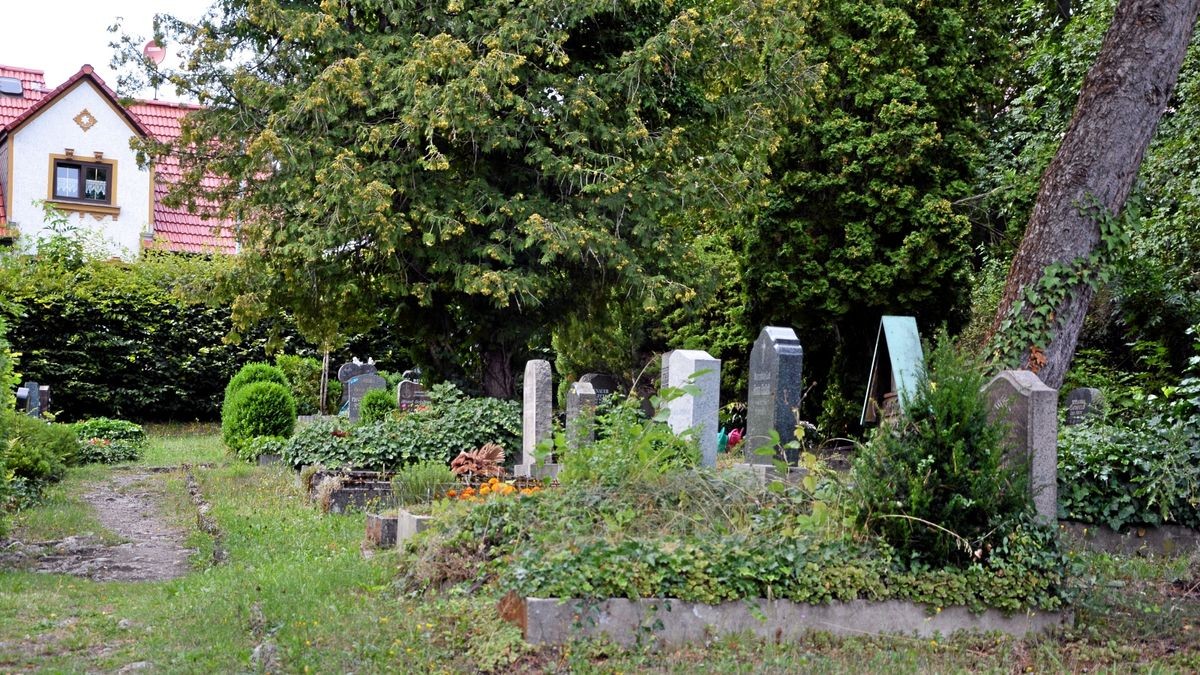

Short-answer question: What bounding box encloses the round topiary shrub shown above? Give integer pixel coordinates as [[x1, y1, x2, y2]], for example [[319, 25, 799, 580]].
[[222, 381, 296, 455], [359, 389, 397, 424], [223, 362, 290, 411]]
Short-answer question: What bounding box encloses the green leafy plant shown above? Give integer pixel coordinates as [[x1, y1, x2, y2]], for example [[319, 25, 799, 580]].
[[222, 381, 296, 455], [280, 384, 519, 471], [549, 387, 700, 486], [274, 354, 336, 416], [0, 315, 17, 411], [71, 417, 147, 464], [392, 460, 457, 506], [1, 411, 76, 483], [359, 389, 396, 425], [852, 334, 1032, 566]]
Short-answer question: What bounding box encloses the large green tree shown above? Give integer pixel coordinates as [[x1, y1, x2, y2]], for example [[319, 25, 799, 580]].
[[120, 0, 814, 396], [741, 0, 1010, 431]]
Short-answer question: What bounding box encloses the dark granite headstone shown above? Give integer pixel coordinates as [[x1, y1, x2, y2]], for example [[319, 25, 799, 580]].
[[579, 373, 621, 405], [745, 327, 804, 465], [337, 360, 376, 386], [396, 380, 430, 410], [1064, 387, 1104, 425], [345, 372, 387, 421], [23, 381, 40, 418]]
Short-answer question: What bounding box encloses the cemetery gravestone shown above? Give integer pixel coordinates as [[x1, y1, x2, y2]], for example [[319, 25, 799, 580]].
[[1064, 387, 1104, 425], [337, 360, 377, 408], [745, 327, 804, 465], [396, 380, 430, 410], [345, 372, 388, 422], [23, 381, 40, 418], [566, 381, 599, 449], [983, 370, 1058, 524], [579, 373, 621, 405], [664, 350, 721, 467], [517, 360, 553, 477]]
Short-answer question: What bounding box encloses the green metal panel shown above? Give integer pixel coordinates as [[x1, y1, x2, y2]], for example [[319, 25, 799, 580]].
[[860, 315, 924, 425]]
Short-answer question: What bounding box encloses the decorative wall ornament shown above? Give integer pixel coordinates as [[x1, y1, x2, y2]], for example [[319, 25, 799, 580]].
[[73, 109, 97, 132]]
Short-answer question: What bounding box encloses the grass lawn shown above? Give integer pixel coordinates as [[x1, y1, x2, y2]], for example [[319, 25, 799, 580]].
[[1, 428, 1199, 672]]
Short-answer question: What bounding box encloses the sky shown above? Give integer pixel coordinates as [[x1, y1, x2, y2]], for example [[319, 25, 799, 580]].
[[0, 0, 214, 101]]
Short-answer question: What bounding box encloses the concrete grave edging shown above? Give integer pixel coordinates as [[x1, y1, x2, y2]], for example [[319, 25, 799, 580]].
[[523, 597, 1068, 646]]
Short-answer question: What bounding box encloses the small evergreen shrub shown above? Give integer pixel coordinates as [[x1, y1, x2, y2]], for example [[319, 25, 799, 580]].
[[223, 363, 290, 409], [71, 417, 147, 464], [222, 381, 296, 454], [2, 412, 77, 482], [852, 335, 1032, 566], [359, 389, 396, 424], [392, 460, 456, 505]]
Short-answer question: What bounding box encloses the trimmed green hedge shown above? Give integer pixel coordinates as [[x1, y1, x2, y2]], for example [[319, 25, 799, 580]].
[[1, 253, 301, 422]]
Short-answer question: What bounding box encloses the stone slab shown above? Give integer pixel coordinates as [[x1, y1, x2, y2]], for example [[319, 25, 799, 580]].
[[745, 326, 804, 465], [984, 370, 1058, 524], [396, 509, 432, 546], [523, 598, 1068, 646], [664, 349, 721, 467], [520, 360, 554, 474]]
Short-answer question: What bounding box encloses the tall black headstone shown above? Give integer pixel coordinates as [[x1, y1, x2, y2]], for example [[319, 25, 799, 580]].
[[744, 327, 803, 465]]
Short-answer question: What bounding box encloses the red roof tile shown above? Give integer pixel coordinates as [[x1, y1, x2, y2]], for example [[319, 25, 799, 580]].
[[0, 64, 46, 129], [0, 65, 151, 139], [127, 100, 238, 254]]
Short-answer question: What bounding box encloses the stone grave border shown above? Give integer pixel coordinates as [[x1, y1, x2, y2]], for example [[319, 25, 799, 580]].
[[516, 597, 1069, 646]]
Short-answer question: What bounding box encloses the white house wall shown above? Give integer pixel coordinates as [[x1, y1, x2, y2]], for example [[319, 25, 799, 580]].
[[9, 81, 151, 258]]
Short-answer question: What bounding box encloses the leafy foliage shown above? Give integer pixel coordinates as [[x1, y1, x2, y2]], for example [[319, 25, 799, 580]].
[[0, 315, 16, 411], [275, 354, 340, 416], [71, 418, 147, 464], [359, 389, 396, 425], [852, 335, 1031, 565], [0, 251, 298, 422], [1058, 332, 1200, 529], [743, 0, 1010, 431], [281, 385, 519, 470], [223, 363, 290, 408], [392, 461, 457, 507], [1, 411, 77, 483], [119, 0, 816, 394], [403, 472, 1067, 613], [550, 390, 700, 486], [221, 381, 296, 456]]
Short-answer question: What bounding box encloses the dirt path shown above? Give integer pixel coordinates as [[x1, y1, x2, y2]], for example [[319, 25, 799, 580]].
[[3, 470, 194, 582]]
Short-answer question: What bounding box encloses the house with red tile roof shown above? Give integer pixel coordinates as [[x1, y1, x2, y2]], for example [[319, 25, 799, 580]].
[[0, 64, 236, 255]]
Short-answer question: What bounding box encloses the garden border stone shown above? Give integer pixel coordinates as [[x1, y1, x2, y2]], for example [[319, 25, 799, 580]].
[[521, 597, 1068, 646], [396, 509, 432, 546], [1059, 520, 1200, 556]]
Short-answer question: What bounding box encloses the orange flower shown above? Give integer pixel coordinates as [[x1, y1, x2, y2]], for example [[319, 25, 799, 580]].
[[446, 489, 458, 498]]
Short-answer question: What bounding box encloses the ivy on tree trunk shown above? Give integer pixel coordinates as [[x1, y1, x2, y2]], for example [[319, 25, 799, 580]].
[[990, 0, 1200, 389]]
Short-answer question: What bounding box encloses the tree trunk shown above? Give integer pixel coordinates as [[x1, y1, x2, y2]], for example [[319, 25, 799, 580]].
[[991, 0, 1200, 389], [482, 344, 515, 398]]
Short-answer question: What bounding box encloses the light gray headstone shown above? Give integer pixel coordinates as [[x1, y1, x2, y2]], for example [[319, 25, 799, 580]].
[[1064, 387, 1104, 425], [745, 327, 804, 465], [345, 372, 387, 422], [983, 370, 1058, 524], [566, 381, 599, 449], [337, 360, 376, 385], [664, 350, 721, 467], [517, 360, 553, 477]]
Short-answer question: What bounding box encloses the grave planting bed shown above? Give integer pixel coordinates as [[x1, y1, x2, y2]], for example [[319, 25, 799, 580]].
[[308, 469, 396, 513]]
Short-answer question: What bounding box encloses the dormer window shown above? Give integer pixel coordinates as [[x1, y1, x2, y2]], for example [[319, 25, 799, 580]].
[[47, 154, 119, 216], [54, 159, 111, 203]]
